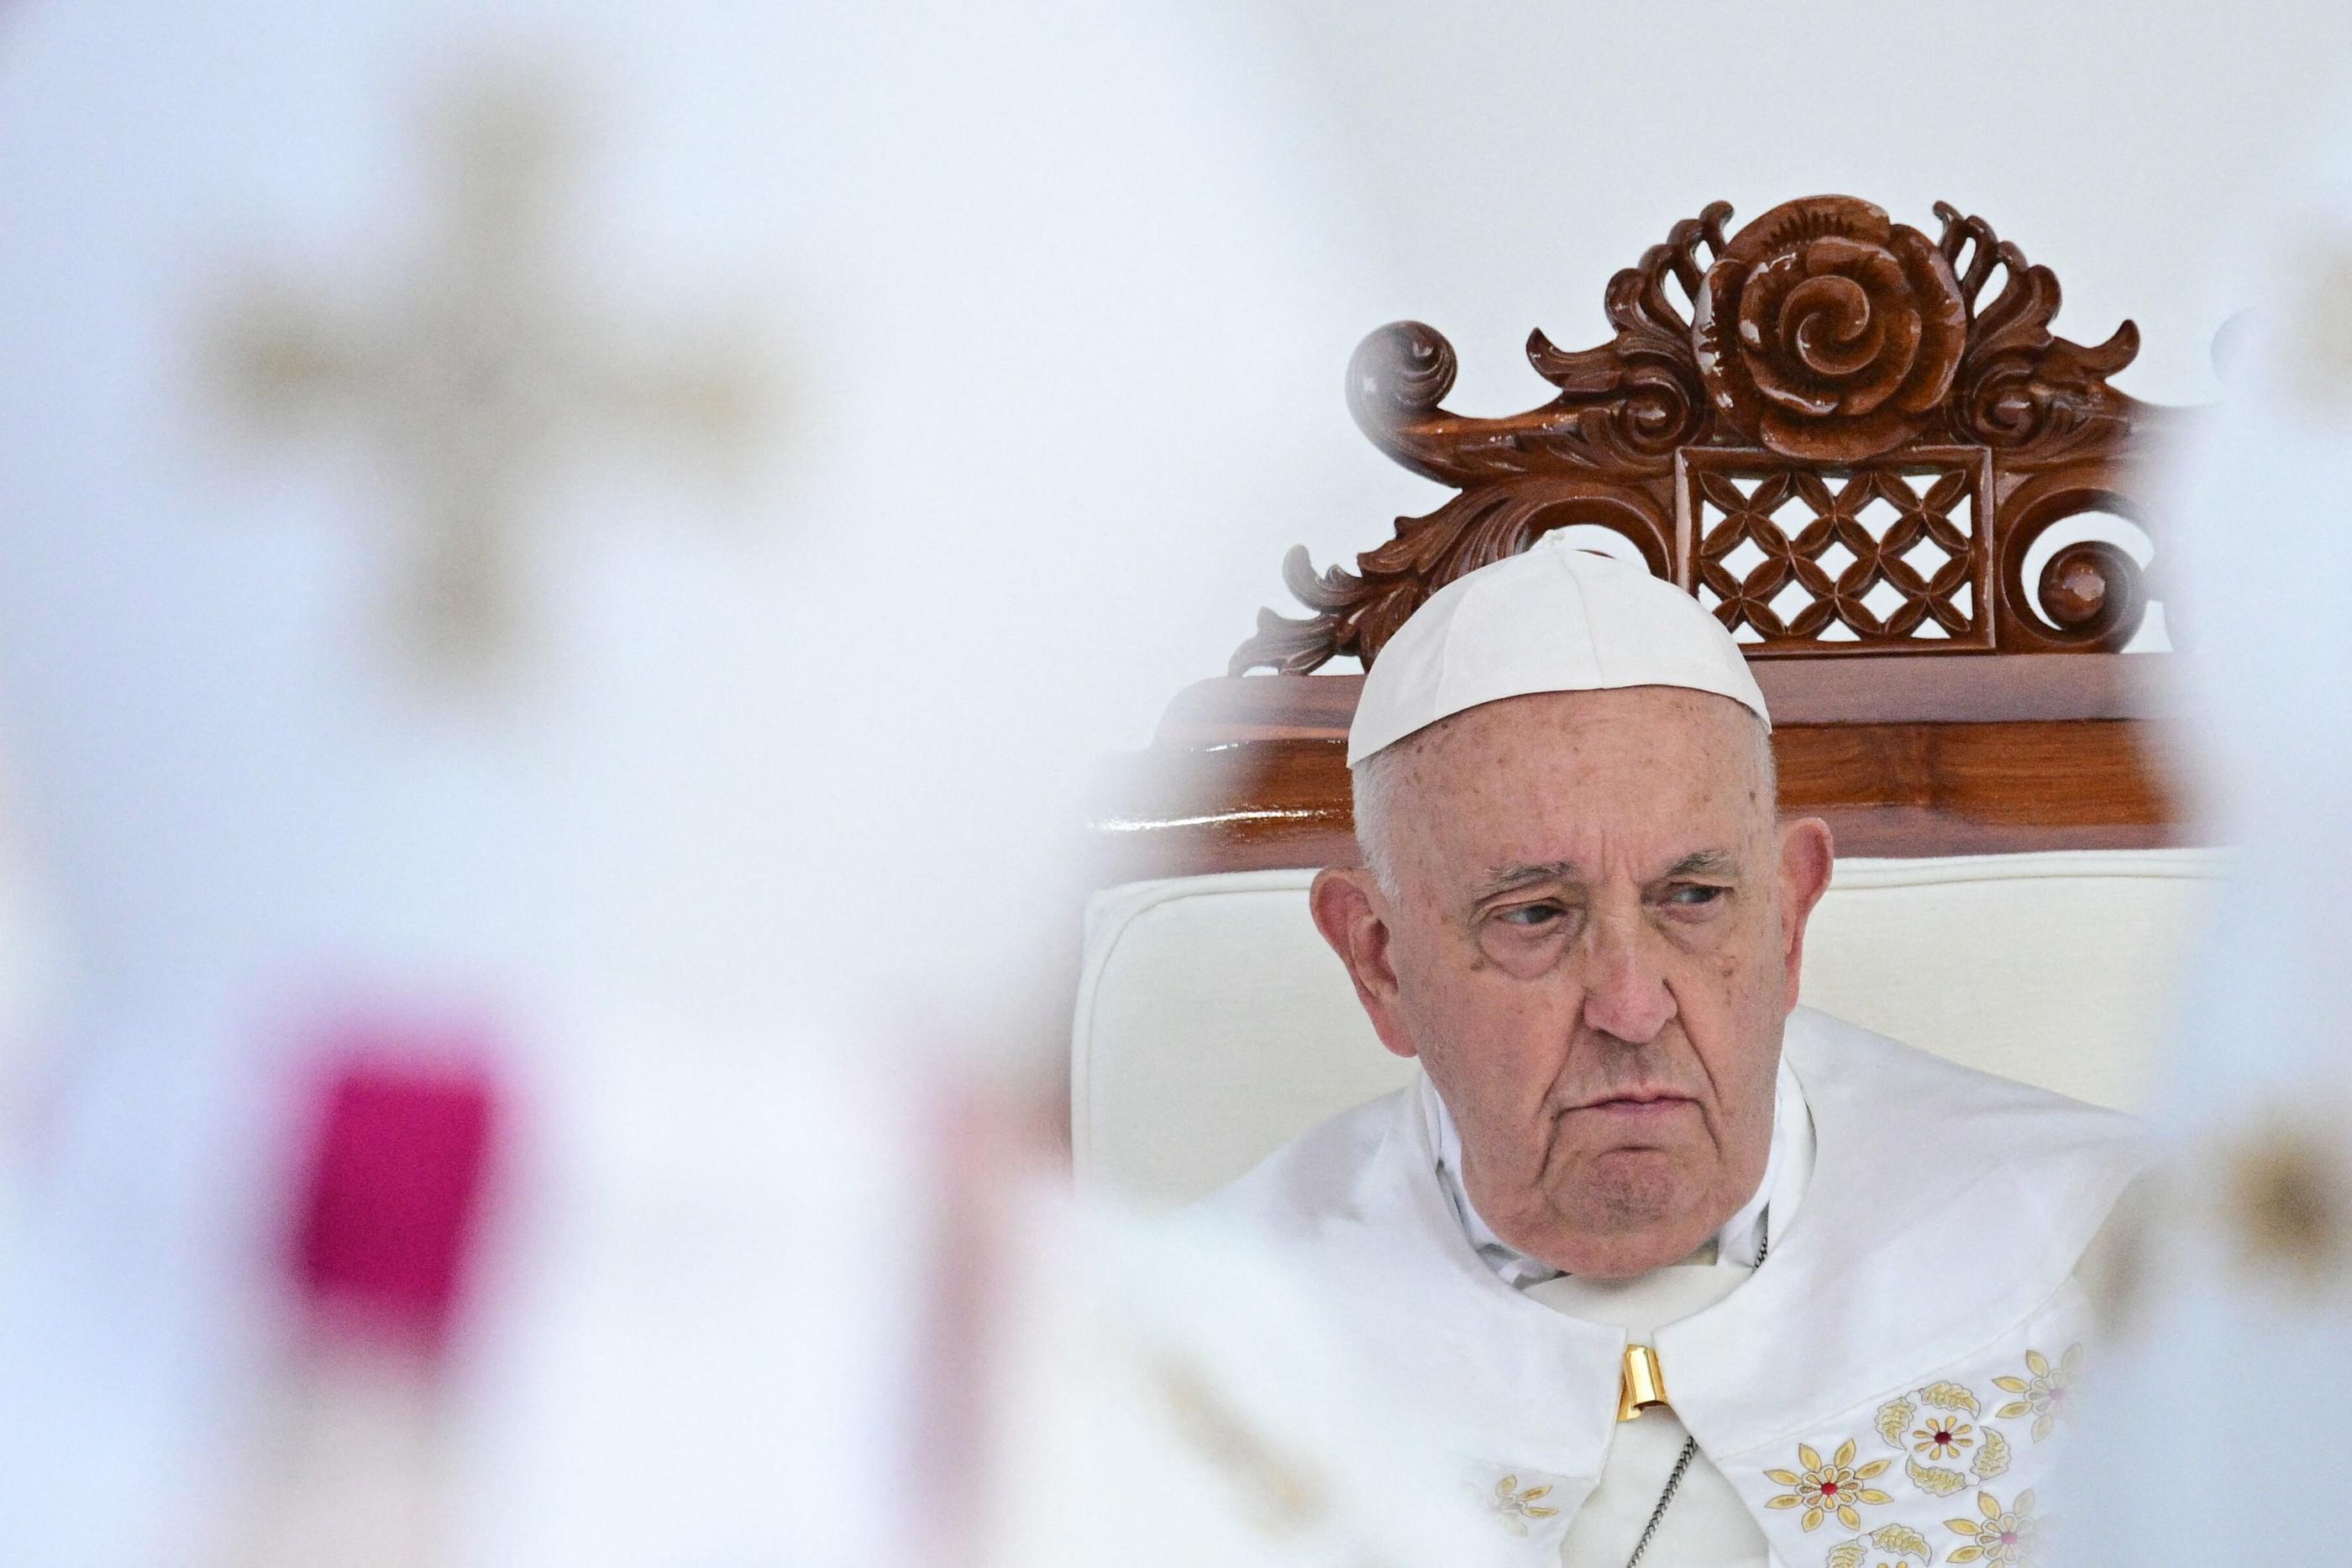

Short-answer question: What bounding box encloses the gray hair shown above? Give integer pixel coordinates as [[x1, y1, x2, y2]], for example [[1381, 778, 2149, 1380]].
[[1349, 736, 1416, 899]]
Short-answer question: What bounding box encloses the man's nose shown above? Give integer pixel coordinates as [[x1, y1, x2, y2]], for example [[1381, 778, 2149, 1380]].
[[1578, 916, 1676, 1044]]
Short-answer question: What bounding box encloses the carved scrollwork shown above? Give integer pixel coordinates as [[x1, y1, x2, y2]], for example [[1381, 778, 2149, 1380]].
[[2037, 539, 2145, 642], [1522, 202, 1725, 460], [1229, 480, 1672, 674], [1347, 318, 1456, 419], [1992, 475, 2153, 652], [1346, 207, 1726, 486], [1233, 196, 2161, 674], [1931, 202, 2141, 464]]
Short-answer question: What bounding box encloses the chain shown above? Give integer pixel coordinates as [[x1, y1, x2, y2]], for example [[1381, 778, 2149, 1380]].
[[1620, 1213, 1769, 1568], [1620, 1439, 1695, 1568]]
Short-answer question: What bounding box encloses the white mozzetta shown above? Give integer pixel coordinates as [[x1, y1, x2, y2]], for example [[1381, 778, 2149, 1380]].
[[1192, 1008, 2146, 1566]]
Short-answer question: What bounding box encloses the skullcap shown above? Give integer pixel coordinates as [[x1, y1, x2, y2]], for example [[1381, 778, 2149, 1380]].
[[1347, 533, 1770, 766]]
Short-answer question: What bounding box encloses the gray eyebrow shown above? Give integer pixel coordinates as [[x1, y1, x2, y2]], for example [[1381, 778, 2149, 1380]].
[[1469, 860, 1583, 902], [1470, 849, 1740, 904], [1665, 849, 1741, 879]]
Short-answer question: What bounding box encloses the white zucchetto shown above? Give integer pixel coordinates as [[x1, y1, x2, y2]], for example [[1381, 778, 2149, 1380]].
[[1346, 533, 1772, 766]]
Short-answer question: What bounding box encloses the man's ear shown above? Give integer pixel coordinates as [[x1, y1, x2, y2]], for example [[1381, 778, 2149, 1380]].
[[1774, 815, 1835, 1012], [1308, 867, 1419, 1060]]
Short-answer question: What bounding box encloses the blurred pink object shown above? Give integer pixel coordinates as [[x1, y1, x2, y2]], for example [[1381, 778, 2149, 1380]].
[[292, 1040, 500, 1357]]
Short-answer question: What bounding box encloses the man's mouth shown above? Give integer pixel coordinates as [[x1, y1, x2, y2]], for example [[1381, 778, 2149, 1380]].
[[1575, 1092, 1696, 1118]]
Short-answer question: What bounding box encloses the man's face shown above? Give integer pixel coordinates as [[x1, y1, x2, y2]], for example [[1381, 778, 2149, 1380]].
[[1311, 687, 1832, 1278]]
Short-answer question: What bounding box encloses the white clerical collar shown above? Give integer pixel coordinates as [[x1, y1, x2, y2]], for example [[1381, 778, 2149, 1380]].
[[1426, 1049, 1814, 1287]]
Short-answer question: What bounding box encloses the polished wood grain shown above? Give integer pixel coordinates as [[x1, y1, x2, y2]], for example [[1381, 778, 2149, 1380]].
[[1100, 659, 2184, 882], [1155, 653, 2168, 744], [1095, 700, 2181, 884]]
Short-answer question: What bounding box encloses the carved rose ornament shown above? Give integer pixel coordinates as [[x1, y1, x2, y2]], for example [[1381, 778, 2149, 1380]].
[[1693, 197, 1969, 463]]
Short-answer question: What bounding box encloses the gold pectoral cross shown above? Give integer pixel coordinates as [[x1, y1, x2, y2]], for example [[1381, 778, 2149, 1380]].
[[1618, 1343, 1668, 1422]]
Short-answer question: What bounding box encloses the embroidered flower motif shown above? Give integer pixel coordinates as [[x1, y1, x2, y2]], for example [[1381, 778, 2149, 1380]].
[[1992, 1345, 2081, 1441], [1766, 1439, 1895, 1532], [1945, 1487, 2038, 1564], [1911, 1415, 1975, 1461], [1483, 1473, 1559, 1536]]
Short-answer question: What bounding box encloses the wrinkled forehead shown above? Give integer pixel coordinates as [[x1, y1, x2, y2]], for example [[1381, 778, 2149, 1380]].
[[1385, 686, 1772, 873]]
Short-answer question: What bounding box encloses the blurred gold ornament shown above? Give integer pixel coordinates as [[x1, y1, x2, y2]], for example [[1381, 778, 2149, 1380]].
[[2220, 1115, 2348, 1292], [209, 73, 771, 684], [2075, 1171, 2156, 1337], [1150, 1356, 1328, 1536], [2288, 234, 2352, 412]]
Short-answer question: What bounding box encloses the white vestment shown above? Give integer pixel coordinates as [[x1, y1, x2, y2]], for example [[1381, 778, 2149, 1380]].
[[1463, 1057, 1805, 1565], [1198, 1006, 2147, 1565], [1532, 1264, 1761, 1567]]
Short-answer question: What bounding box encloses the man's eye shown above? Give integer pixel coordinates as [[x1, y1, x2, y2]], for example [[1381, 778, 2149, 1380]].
[[1665, 884, 1729, 908], [1496, 902, 1567, 929]]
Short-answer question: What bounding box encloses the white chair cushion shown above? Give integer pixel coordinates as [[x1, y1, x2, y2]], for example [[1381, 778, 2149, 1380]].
[[1073, 850, 2220, 1207]]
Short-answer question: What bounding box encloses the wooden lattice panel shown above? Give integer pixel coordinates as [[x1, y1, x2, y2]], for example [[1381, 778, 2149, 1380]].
[[1681, 448, 1994, 652]]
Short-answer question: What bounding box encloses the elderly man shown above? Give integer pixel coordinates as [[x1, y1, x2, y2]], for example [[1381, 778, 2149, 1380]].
[[1201, 533, 2145, 1567]]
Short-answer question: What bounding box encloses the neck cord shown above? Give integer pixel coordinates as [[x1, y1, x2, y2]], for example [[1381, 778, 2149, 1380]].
[[1620, 1213, 1767, 1568]]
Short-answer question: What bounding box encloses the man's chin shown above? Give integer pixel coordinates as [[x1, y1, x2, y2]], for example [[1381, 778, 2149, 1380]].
[[1521, 1161, 1728, 1277], [1541, 1227, 1715, 1279]]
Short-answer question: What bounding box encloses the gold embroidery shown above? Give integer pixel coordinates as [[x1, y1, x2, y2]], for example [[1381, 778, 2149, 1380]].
[[1764, 1440, 1894, 1532], [1827, 1520, 1934, 1565], [1777, 1350, 2056, 1556], [1904, 1455, 1968, 1496], [1868, 1523, 1934, 1559], [1945, 1487, 2038, 1565], [1909, 1415, 1974, 1462], [1990, 1346, 2079, 1442], [1917, 1380, 1981, 1417], [1482, 1473, 1560, 1536]]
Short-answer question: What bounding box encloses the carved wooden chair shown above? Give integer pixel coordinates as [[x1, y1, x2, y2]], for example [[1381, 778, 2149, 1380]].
[[1076, 197, 2213, 1206]]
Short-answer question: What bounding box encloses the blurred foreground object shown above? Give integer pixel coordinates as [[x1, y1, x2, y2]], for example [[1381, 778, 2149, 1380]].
[[231, 1041, 500, 1568], [2069, 87, 2352, 1565], [967, 1151, 1518, 1568], [209, 78, 765, 683], [0, 0, 1437, 1563], [292, 1050, 498, 1353]]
